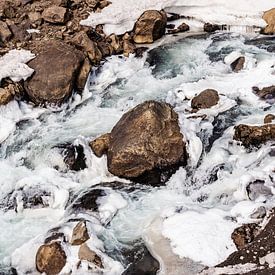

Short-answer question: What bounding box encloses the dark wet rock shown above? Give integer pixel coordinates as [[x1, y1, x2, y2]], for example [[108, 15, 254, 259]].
[[264, 114, 275, 124], [122, 242, 160, 275], [233, 124, 275, 148], [231, 223, 260, 250], [166, 24, 176, 29], [60, 144, 87, 171], [167, 22, 189, 34], [90, 133, 110, 158], [135, 47, 149, 58], [36, 242, 67, 275], [133, 10, 167, 44], [262, 8, 275, 35], [253, 85, 275, 103], [247, 180, 273, 201], [25, 40, 86, 105], [68, 188, 107, 213], [78, 243, 103, 268], [204, 23, 221, 33], [70, 221, 89, 245], [215, 210, 275, 274], [191, 89, 219, 111], [231, 56, 245, 72], [42, 6, 69, 24], [167, 13, 181, 22], [102, 101, 187, 185], [9, 23, 31, 43], [44, 232, 65, 244]]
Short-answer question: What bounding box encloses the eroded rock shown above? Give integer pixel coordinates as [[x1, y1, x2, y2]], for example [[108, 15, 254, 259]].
[[253, 85, 275, 103], [168, 22, 189, 34], [105, 101, 187, 185], [191, 89, 219, 111], [25, 40, 86, 105], [133, 10, 167, 44], [0, 20, 12, 42], [264, 114, 275, 124], [36, 242, 66, 274], [262, 8, 275, 35], [90, 133, 110, 158], [70, 221, 89, 245], [42, 6, 69, 24], [78, 243, 103, 268], [234, 124, 275, 147], [231, 56, 245, 72]]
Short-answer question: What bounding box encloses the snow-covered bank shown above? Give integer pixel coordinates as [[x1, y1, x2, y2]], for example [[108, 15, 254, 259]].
[[0, 50, 35, 83], [81, 0, 275, 35]]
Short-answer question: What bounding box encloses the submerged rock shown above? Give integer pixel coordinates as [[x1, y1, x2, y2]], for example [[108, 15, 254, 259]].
[[230, 56, 245, 72], [133, 10, 167, 44], [36, 242, 66, 275], [167, 22, 189, 34], [60, 144, 87, 171], [262, 8, 275, 35], [93, 101, 187, 185], [234, 124, 275, 147], [25, 40, 88, 105], [191, 89, 219, 111]]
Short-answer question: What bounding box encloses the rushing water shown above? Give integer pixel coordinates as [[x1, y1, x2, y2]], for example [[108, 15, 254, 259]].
[[0, 32, 274, 273]]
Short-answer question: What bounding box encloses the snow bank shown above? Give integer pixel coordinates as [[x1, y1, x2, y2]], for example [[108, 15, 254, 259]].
[[0, 49, 35, 83], [81, 0, 275, 35]]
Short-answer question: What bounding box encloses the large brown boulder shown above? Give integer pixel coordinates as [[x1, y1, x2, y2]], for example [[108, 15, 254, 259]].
[[36, 242, 66, 274], [262, 8, 275, 34], [25, 41, 89, 105], [92, 101, 187, 185], [133, 10, 167, 44], [191, 89, 219, 111], [234, 124, 275, 147]]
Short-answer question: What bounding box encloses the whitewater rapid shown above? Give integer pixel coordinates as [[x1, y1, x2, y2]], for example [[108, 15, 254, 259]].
[[0, 32, 274, 274]]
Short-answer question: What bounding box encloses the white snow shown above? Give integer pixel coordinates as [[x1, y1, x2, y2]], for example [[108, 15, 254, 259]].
[[81, 0, 275, 35], [0, 49, 35, 83], [162, 209, 237, 266]]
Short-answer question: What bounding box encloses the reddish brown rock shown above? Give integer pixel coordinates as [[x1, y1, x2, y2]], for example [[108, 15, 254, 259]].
[[105, 101, 187, 185], [253, 85, 275, 102], [133, 10, 167, 44], [264, 114, 275, 124], [42, 6, 68, 24], [234, 124, 275, 147], [90, 133, 110, 158], [231, 56, 245, 72], [262, 8, 275, 35], [168, 22, 189, 34], [70, 221, 89, 245], [0, 20, 12, 42], [123, 33, 136, 57], [36, 242, 66, 274], [191, 89, 219, 110], [78, 243, 103, 268], [25, 40, 86, 105]]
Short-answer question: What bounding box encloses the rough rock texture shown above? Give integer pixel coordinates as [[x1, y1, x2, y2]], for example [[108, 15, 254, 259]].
[[253, 85, 275, 102], [231, 223, 260, 250], [247, 180, 272, 201], [25, 40, 87, 105], [133, 10, 167, 44], [0, 20, 12, 42], [231, 56, 245, 72], [90, 133, 110, 157], [106, 101, 187, 185], [42, 6, 68, 24], [264, 114, 275, 124], [36, 242, 66, 274], [203, 23, 221, 32], [70, 221, 89, 245], [234, 124, 275, 147], [167, 22, 189, 34], [78, 243, 103, 268], [191, 89, 219, 110], [123, 33, 136, 57], [262, 8, 275, 35], [0, 86, 14, 105], [214, 210, 275, 274]]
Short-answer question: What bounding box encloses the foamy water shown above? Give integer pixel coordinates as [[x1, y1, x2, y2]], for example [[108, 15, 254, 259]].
[[0, 32, 274, 273]]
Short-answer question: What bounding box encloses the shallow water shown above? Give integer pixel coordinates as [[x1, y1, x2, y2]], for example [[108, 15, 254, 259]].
[[0, 32, 274, 273]]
